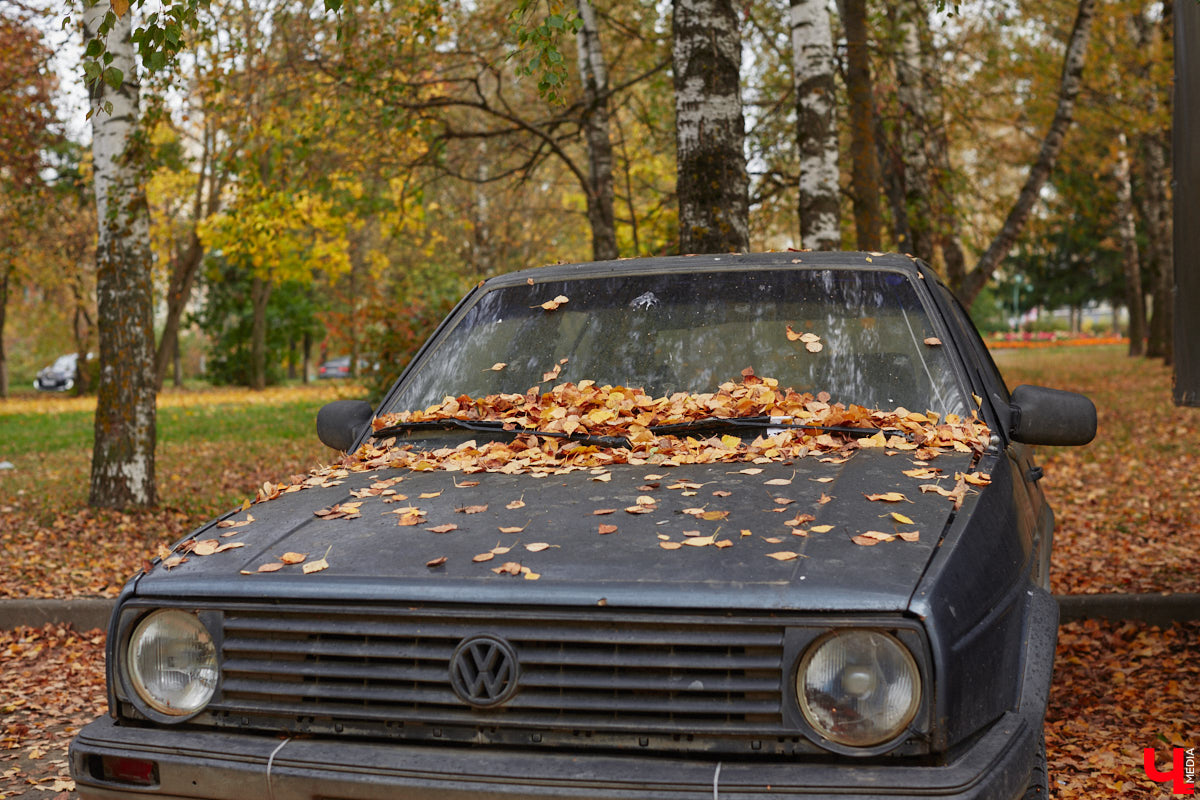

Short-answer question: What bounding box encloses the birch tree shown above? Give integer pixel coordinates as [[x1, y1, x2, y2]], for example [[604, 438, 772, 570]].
[[84, 1, 158, 508], [575, 0, 618, 260], [673, 0, 750, 253], [957, 0, 1096, 306], [789, 0, 839, 250]]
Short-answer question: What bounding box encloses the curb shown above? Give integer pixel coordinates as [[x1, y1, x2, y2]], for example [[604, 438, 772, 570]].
[[1056, 593, 1200, 627], [1, 594, 1198, 631]]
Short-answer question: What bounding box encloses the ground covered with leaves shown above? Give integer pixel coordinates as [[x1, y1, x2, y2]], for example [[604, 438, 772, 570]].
[[996, 347, 1199, 595], [0, 619, 1193, 798], [0, 385, 356, 599]]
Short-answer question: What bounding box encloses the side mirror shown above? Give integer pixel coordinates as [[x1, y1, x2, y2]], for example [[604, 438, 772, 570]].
[[316, 400, 374, 452], [1009, 385, 1096, 446]]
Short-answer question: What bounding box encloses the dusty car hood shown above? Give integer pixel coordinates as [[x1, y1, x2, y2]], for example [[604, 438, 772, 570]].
[[138, 449, 978, 612]]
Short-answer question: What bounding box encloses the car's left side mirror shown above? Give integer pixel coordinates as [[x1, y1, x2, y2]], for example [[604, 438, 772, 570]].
[[317, 400, 374, 452], [1009, 384, 1097, 446]]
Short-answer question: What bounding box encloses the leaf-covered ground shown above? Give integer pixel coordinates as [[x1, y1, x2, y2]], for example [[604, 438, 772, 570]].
[[0, 386, 355, 599], [1, 619, 1194, 798], [994, 346, 1199, 595]]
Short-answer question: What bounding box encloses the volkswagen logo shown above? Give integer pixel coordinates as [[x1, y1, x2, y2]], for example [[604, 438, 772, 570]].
[[449, 635, 520, 707]]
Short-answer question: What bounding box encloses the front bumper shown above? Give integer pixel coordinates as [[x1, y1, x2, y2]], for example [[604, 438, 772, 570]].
[[70, 711, 1037, 800]]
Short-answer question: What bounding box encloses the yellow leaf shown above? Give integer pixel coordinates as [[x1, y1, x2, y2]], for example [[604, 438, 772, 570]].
[[889, 512, 915, 525], [766, 551, 799, 561], [809, 524, 834, 533], [302, 558, 329, 574]]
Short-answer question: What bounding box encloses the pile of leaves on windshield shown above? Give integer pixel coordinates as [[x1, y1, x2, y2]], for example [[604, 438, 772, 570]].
[[359, 369, 991, 475]]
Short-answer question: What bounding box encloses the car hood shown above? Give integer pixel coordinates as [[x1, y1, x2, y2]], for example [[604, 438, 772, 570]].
[[137, 449, 978, 612]]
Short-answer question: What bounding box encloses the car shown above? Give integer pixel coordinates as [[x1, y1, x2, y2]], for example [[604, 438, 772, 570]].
[[33, 353, 82, 392], [317, 356, 374, 379], [70, 252, 1096, 800]]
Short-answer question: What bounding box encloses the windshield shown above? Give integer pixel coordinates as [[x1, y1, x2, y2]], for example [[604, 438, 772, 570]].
[[383, 268, 968, 417]]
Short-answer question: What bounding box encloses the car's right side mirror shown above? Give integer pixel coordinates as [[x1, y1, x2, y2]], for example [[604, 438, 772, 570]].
[[1008, 384, 1097, 446]]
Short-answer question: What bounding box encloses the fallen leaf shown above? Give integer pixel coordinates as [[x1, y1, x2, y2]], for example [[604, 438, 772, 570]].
[[851, 535, 880, 546], [427, 523, 458, 534], [924, 337, 943, 346], [898, 531, 920, 542], [279, 552, 307, 565], [472, 552, 495, 562], [486, 362, 508, 371], [426, 556, 447, 568], [419, 491, 443, 499], [889, 512, 915, 525], [302, 557, 329, 574], [457, 504, 489, 514], [257, 562, 284, 573], [498, 524, 528, 533], [192, 539, 220, 556], [593, 508, 617, 515], [506, 498, 527, 510], [659, 541, 683, 550], [865, 492, 909, 503], [525, 543, 555, 552], [538, 294, 570, 311], [766, 551, 799, 561], [764, 478, 792, 486], [713, 490, 732, 497], [492, 562, 522, 575], [598, 524, 618, 535], [682, 536, 714, 547], [809, 524, 834, 533]]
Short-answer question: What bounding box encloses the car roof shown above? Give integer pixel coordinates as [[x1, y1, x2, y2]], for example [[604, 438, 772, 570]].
[[483, 251, 925, 289]]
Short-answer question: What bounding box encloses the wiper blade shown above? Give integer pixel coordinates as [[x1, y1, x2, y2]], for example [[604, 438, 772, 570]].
[[372, 419, 630, 448], [649, 416, 903, 439]]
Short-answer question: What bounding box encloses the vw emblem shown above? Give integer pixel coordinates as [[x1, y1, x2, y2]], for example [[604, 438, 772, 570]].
[[449, 635, 520, 707]]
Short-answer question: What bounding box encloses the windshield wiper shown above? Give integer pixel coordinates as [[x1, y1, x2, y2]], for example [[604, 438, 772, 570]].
[[649, 416, 905, 439], [372, 419, 630, 448]]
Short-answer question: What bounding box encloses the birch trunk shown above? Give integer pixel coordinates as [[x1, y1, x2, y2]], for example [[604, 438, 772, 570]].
[[1115, 132, 1146, 357], [958, 0, 1095, 306], [790, 0, 840, 250], [576, 0, 618, 261], [86, 4, 157, 509], [892, 0, 933, 261], [673, 0, 750, 253], [838, 0, 882, 250]]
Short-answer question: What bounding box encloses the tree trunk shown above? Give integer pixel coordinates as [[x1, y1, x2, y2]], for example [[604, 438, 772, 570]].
[[303, 330, 312, 384], [790, 0, 840, 250], [673, 0, 750, 253], [155, 231, 203, 390], [70, 270, 95, 395], [891, 0, 934, 261], [576, 0, 619, 260], [250, 275, 271, 390], [85, 4, 157, 509], [1132, 10, 1173, 365], [0, 262, 9, 399], [838, 0, 882, 251], [957, 0, 1096, 306], [1115, 132, 1146, 357]]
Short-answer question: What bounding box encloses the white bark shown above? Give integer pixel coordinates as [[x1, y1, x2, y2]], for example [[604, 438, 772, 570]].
[[790, 0, 840, 249], [673, 0, 750, 253], [85, 3, 158, 508], [575, 0, 618, 260]]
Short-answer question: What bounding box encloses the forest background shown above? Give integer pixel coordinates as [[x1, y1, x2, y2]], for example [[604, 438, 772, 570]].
[[0, 0, 1177, 506]]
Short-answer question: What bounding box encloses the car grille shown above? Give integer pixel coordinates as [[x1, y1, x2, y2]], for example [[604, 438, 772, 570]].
[[208, 606, 787, 738]]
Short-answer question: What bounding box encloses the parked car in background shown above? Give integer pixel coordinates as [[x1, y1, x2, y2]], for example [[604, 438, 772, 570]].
[[71, 252, 1096, 799], [317, 356, 374, 379], [33, 353, 85, 392]]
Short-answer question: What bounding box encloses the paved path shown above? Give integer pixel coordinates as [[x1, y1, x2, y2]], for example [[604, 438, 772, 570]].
[[2, 593, 1198, 630]]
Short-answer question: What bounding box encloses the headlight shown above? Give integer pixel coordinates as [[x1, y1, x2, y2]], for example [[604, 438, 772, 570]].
[[797, 629, 920, 748], [127, 610, 218, 717]]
